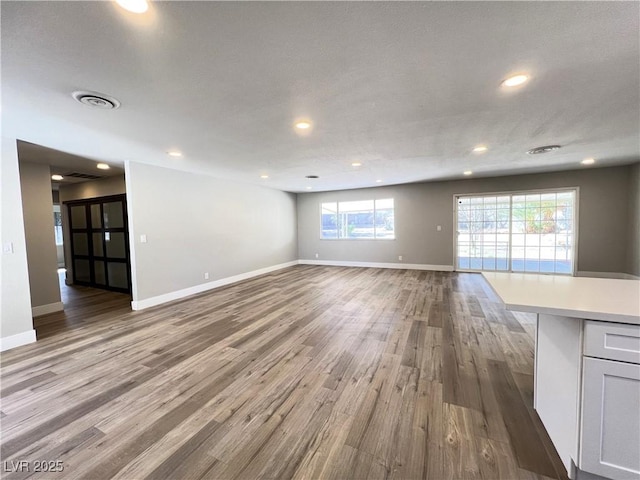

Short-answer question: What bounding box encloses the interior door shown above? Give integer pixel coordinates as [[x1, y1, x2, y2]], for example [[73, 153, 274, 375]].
[[67, 194, 131, 294]]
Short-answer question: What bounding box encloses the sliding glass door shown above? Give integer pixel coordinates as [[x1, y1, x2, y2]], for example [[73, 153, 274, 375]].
[[455, 189, 576, 275]]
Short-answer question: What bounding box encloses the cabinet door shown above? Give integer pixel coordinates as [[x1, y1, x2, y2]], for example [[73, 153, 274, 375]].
[[580, 357, 640, 480]]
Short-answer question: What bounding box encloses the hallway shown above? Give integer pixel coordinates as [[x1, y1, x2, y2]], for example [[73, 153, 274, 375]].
[[33, 271, 130, 339]]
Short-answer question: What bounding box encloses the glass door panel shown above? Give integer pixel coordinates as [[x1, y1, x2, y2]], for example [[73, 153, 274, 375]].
[[456, 190, 576, 275], [456, 195, 509, 272], [66, 194, 130, 294]]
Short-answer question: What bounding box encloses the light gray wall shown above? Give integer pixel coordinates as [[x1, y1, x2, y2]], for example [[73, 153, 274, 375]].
[[626, 163, 640, 276], [59, 175, 126, 283], [59, 175, 126, 202], [126, 162, 298, 301], [18, 161, 61, 310], [1, 139, 34, 340], [298, 165, 633, 274]]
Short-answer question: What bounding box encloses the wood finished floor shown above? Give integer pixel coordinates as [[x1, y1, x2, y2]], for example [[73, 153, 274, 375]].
[[0, 266, 568, 480]]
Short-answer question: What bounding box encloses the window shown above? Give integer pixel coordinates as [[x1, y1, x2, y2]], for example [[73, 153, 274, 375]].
[[53, 204, 63, 246], [321, 198, 394, 239], [456, 189, 576, 274]]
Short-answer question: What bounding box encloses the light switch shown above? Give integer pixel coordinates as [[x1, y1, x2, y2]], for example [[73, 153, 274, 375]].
[[2, 242, 14, 254], [437, 225, 442, 231], [140, 234, 147, 243]]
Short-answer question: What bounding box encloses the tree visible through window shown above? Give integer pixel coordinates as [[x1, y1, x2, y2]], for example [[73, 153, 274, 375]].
[[321, 199, 394, 239]]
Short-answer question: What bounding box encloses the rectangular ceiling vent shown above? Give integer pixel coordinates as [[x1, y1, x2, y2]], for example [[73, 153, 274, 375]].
[[63, 172, 103, 180]]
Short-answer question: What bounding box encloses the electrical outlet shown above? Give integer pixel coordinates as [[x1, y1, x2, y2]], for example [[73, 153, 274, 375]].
[[315, 253, 319, 258], [204, 272, 209, 280], [398, 255, 403, 261]]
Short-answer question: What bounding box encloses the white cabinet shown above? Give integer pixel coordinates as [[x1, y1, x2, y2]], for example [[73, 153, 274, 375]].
[[580, 349, 640, 479]]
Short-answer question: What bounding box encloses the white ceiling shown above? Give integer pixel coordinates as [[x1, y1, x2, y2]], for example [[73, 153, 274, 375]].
[[17, 141, 125, 186], [2, 1, 639, 193]]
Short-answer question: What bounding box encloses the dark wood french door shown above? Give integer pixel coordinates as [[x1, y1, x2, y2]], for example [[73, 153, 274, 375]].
[[66, 194, 131, 294]]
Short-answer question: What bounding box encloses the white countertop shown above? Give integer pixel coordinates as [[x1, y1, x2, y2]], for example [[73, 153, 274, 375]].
[[482, 272, 640, 325]]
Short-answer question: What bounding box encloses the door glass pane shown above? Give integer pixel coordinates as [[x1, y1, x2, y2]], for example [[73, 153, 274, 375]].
[[107, 262, 128, 289], [456, 195, 506, 272], [70, 205, 86, 228], [103, 202, 124, 228], [73, 233, 89, 255], [91, 204, 102, 229], [94, 261, 106, 285], [457, 190, 575, 275], [105, 232, 127, 258], [93, 233, 104, 256], [74, 259, 90, 283]]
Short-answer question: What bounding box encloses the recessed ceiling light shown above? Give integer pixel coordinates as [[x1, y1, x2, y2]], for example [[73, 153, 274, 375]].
[[472, 145, 488, 153], [260, 174, 269, 179], [96, 163, 110, 170], [306, 186, 313, 190], [351, 162, 362, 167], [295, 121, 312, 130], [501, 74, 530, 88], [376, 179, 382, 183], [527, 145, 561, 155], [167, 151, 183, 157], [115, 0, 149, 14], [463, 171, 473, 176], [581, 158, 596, 165], [51, 174, 63, 181]]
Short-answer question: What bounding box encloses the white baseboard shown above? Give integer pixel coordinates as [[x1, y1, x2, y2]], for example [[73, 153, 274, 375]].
[[298, 259, 454, 271], [32, 301, 64, 317], [577, 271, 640, 280], [131, 260, 299, 311], [0, 329, 37, 352]]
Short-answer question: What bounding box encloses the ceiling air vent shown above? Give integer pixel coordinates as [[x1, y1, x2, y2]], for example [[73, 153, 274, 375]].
[[63, 172, 103, 180], [526, 145, 562, 155], [72, 91, 121, 110]]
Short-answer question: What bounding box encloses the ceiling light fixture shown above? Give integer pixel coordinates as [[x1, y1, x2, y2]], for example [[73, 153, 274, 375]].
[[376, 179, 382, 183], [527, 145, 561, 155], [51, 174, 63, 181], [581, 158, 596, 165], [351, 162, 362, 167], [295, 121, 312, 130], [463, 171, 473, 176], [115, 0, 149, 14], [260, 174, 269, 179], [96, 163, 110, 170], [472, 145, 488, 153], [167, 151, 183, 157], [501, 74, 530, 88], [306, 186, 313, 190]]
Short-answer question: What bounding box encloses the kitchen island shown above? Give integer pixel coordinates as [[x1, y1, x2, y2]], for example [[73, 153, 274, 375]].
[[482, 272, 640, 480]]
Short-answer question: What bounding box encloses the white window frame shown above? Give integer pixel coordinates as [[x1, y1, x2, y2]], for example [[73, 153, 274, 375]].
[[319, 198, 395, 240]]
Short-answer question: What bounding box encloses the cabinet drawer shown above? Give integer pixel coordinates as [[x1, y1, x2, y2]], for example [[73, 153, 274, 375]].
[[584, 321, 640, 364]]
